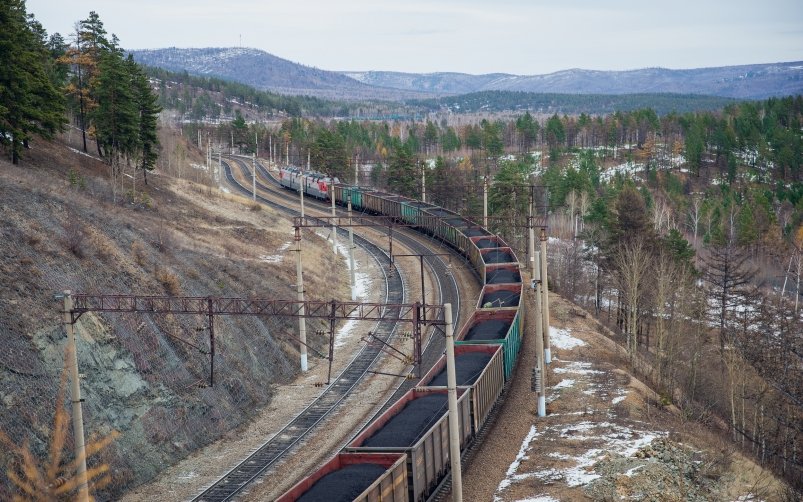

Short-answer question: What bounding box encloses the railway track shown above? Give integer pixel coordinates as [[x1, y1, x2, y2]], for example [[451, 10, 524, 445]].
[[193, 157, 460, 501], [243, 156, 465, 415]]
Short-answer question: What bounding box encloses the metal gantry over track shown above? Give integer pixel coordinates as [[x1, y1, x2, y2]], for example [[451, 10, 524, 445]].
[[67, 293, 447, 386]]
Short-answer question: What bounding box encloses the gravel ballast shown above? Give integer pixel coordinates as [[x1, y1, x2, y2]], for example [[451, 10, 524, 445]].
[[426, 353, 492, 386], [361, 394, 448, 448], [296, 463, 387, 502]]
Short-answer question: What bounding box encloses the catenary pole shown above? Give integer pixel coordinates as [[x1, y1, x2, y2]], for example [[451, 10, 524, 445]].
[[483, 176, 488, 228], [348, 199, 356, 300], [540, 228, 551, 363], [331, 184, 338, 254], [534, 251, 546, 416], [294, 228, 308, 371], [63, 291, 89, 502], [444, 303, 463, 502]]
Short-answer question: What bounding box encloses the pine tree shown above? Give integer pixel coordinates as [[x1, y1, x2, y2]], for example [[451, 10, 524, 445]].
[[311, 128, 347, 180], [386, 142, 417, 197], [0, 0, 66, 164], [128, 55, 161, 184], [59, 10, 107, 153], [92, 41, 138, 202]]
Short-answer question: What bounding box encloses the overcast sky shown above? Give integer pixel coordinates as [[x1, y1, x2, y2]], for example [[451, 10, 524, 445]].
[[26, 0, 803, 75]]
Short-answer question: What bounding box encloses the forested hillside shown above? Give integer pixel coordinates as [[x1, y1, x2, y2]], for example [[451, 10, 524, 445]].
[[185, 96, 802, 490]]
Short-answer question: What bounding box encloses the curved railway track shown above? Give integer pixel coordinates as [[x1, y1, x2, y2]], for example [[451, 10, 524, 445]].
[[193, 157, 461, 501], [229, 156, 464, 411]]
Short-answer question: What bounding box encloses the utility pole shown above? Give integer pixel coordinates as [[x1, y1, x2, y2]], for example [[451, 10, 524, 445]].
[[286, 142, 289, 166], [483, 176, 489, 228], [62, 291, 89, 502], [299, 180, 305, 218], [269, 134, 272, 165], [348, 199, 357, 301], [331, 185, 338, 254], [255, 130, 258, 158], [307, 150, 310, 171], [444, 303, 463, 502], [354, 153, 359, 185], [252, 153, 256, 201], [230, 130, 234, 155], [540, 228, 551, 363], [294, 228, 308, 372], [533, 250, 546, 417], [421, 161, 426, 202], [218, 150, 222, 189]]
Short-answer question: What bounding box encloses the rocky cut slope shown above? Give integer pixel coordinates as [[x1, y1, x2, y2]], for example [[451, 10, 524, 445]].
[[0, 139, 347, 499]]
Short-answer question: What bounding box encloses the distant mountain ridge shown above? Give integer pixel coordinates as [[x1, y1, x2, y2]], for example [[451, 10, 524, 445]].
[[132, 47, 803, 102], [344, 63, 803, 99], [130, 47, 431, 101]]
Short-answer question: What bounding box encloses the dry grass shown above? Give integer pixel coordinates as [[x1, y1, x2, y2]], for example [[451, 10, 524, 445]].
[[62, 220, 86, 258], [130, 241, 146, 267], [154, 268, 181, 296]]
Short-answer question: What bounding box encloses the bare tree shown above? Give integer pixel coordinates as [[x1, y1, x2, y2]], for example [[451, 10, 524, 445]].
[[687, 195, 703, 246], [614, 237, 652, 356]]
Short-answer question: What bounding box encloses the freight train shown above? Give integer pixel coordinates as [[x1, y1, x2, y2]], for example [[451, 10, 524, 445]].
[[277, 167, 524, 502]]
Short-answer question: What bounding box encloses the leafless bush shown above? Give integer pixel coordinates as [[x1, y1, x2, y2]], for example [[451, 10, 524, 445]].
[[131, 241, 147, 266], [151, 225, 174, 253], [62, 219, 85, 258], [249, 202, 262, 212], [90, 230, 116, 261], [155, 268, 181, 295]]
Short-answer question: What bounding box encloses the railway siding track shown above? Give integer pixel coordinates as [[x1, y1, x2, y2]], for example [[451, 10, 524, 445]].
[[194, 157, 460, 501], [193, 161, 403, 501]]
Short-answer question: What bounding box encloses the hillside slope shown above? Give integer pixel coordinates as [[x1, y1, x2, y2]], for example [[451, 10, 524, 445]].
[[131, 47, 432, 101], [0, 139, 347, 498]]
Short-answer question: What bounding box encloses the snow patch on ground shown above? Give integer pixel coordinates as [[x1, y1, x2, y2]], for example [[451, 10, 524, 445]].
[[553, 361, 602, 375], [498, 420, 665, 495], [494, 425, 540, 500], [515, 497, 559, 502], [600, 161, 644, 182], [260, 241, 292, 263], [332, 236, 373, 348], [553, 379, 576, 390], [67, 146, 102, 161], [549, 326, 586, 350]]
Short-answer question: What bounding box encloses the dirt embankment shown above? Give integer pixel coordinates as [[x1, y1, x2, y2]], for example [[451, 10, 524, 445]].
[[460, 292, 790, 501], [0, 139, 349, 498]]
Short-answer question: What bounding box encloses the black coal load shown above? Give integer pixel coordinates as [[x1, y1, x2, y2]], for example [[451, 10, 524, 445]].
[[465, 319, 512, 341], [474, 238, 500, 249], [447, 218, 469, 228], [362, 394, 448, 448], [482, 250, 514, 263], [465, 228, 490, 237], [481, 291, 520, 308], [297, 463, 387, 502], [486, 269, 521, 284], [428, 209, 452, 217], [428, 353, 492, 387]]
